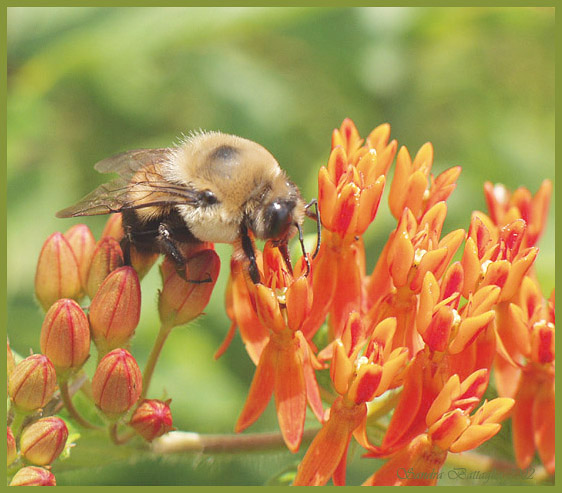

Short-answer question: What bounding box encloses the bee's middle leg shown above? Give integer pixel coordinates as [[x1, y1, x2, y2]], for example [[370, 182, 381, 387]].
[[157, 223, 186, 267]]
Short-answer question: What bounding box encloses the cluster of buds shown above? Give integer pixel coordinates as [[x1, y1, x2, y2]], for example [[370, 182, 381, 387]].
[[8, 213, 220, 484], [220, 119, 554, 485]]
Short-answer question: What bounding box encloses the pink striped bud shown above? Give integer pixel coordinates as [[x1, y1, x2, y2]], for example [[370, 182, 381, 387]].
[[86, 237, 124, 298], [130, 399, 174, 441], [64, 224, 96, 291], [35, 232, 82, 311], [89, 267, 141, 355], [8, 355, 56, 412], [10, 466, 56, 486], [19, 417, 68, 466], [92, 349, 142, 417], [158, 250, 220, 328], [40, 299, 90, 378]]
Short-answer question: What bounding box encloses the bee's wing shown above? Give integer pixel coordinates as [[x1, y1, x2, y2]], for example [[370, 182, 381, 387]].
[[93, 148, 170, 178], [56, 148, 199, 218]]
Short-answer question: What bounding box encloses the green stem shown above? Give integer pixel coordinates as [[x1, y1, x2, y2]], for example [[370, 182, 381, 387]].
[[9, 411, 27, 438], [59, 379, 102, 430], [141, 322, 173, 400], [109, 423, 136, 445], [151, 427, 321, 455]]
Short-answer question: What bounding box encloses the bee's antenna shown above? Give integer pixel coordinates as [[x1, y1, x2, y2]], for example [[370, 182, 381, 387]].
[[296, 222, 311, 277], [304, 199, 321, 259]]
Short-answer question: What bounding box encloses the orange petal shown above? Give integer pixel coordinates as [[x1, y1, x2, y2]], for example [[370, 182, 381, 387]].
[[235, 341, 276, 433], [295, 331, 324, 423], [375, 138, 398, 176], [410, 247, 449, 292], [356, 176, 385, 235], [389, 146, 412, 219], [422, 305, 454, 352], [417, 272, 440, 336], [461, 238, 481, 298], [274, 340, 306, 452], [533, 381, 555, 474], [500, 247, 538, 301], [318, 167, 337, 230], [331, 340, 353, 396], [286, 277, 312, 332], [403, 170, 428, 219], [449, 311, 495, 354], [388, 230, 414, 288], [512, 379, 536, 470], [333, 183, 360, 236], [327, 145, 348, 185], [254, 284, 285, 333], [449, 423, 501, 453], [294, 399, 363, 486], [348, 364, 383, 404], [428, 409, 469, 451]]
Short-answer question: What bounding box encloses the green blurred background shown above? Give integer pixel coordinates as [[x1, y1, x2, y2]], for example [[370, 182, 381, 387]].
[[7, 7, 554, 486]]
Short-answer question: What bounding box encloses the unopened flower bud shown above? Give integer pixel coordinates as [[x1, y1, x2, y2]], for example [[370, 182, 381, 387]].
[[86, 237, 124, 298], [101, 213, 125, 241], [130, 399, 173, 441], [7, 427, 17, 466], [40, 299, 90, 378], [130, 246, 159, 280], [89, 267, 141, 355], [158, 250, 220, 328], [9, 466, 56, 486], [20, 417, 68, 466], [92, 349, 142, 416], [8, 355, 56, 412], [35, 232, 82, 311], [64, 224, 96, 291]]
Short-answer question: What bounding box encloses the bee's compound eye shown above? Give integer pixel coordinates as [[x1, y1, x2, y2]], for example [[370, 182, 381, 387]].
[[200, 190, 218, 205], [264, 200, 294, 239]]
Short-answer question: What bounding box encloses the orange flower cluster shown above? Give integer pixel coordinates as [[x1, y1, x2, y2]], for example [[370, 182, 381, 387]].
[[220, 119, 554, 485], [9, 118, 553, 486]]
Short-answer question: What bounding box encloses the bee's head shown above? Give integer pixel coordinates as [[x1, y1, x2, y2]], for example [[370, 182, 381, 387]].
[[262, 199, 297, 239], [249, 179, 305, 242]]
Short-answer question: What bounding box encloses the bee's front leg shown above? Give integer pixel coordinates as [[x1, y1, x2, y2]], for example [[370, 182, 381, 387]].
[[240, 224, 261, 284]]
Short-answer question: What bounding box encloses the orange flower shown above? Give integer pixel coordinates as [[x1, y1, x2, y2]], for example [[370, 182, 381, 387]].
[[484, 180, 552, 249], [294, 315, 408, 485], [235, 243, 322, 453], [366, 203, 465, 354], [461, 214, 537, 302], [364, 371, 514, 485], [389, 143, 461, 222], [312, 119, 397, 337], [494, 277, 555, 474]]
